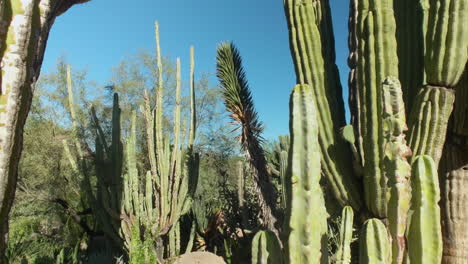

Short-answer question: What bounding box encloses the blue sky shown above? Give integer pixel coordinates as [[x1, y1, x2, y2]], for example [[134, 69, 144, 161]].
[[41, 0, 350, 140]]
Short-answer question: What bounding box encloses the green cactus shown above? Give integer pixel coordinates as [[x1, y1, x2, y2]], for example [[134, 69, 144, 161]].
[[287, 84, 328, 264], [359, 219, 392, 264], [63, 22, 199, 260], [334, 206, 354, 264], [406, 155, 442, 264], [251, 230, 283, 264], [283, 0, 362, 211]]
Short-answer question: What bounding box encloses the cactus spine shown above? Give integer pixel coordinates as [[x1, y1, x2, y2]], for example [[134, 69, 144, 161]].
[[251, 230, 283, 264], [334, 206, 354, 264], [407, 155, 442, 264], [287, 84, 328, 263]]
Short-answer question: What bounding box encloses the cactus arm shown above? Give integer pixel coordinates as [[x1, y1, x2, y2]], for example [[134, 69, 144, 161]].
[[142, 91, 158, 183], [279, 150, 288, 209], [252, 230, 283, 264], [283, 0, 362, 211], [154, 22, 167, 226], [406, 155, 442, 264], [359, 219, 392, 264], [335, 206, 354, 264], [287, 84, 328, 263], [169, 58, 182, 223], [189, 46, 196, 146]]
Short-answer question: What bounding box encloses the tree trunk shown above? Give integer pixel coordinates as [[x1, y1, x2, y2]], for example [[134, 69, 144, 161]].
[[0, 0, 90, 261], [440, 67, 468, 264]]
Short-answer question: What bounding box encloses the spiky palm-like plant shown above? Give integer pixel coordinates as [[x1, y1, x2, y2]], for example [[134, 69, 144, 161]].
[[216, 42, 279, 237]]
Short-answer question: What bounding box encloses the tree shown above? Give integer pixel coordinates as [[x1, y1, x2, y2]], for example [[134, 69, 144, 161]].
[[0, 0, 92, 260]]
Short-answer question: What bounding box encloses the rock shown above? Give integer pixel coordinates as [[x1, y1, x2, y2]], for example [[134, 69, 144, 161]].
[[173, 252, 226, 264]]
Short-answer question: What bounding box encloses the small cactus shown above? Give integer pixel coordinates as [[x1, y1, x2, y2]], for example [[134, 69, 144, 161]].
[[251, 230, 283, 264], [406, 155, 442, 264]]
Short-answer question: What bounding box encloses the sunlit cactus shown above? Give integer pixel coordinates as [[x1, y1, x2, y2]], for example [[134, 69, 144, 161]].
[[407, 155, 442, 264], [334, 206, 354, 264], [251, 230, 283, 264], [287, 84, 328, 264]]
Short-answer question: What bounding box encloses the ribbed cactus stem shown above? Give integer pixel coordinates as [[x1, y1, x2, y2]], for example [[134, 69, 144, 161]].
[[408, 86, 455, 165], [283, 0, 361, 212], [424, 0, 468, 87], [287, 84, 328, 263], [335, 206, 354, 264], [355, 0, 399, 217], [359, 219, 391, 264], [154, 22, 167, 227], [251, 230, 283, 264], [440, 68, 468, 264], [407, 155, 442, 264], [189, 46, 196, 146], [380, 77, 411, 264]]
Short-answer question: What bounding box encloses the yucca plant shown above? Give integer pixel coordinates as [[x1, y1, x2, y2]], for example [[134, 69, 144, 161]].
[[216, 42, 280, 239]]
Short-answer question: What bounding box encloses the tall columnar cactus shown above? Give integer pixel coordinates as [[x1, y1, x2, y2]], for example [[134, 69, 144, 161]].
[[359, 219, 392, 264], [287, 84, 328, 263], [354, 0, 399, 218], [251, 230, 283, 264], [334, 206, 354, 264], [406, 155, 442, 264], [283, 0, 362, 211]]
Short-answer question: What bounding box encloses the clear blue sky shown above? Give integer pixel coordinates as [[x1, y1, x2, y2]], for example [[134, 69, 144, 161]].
[[41, 0, 350, 140]]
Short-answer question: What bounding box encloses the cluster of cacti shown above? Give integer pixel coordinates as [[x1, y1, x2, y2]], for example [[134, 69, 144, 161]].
[[248, 0, 467, 263], [63, 66, 124, 248], [122, 23, 199, 259], [63, 22, 199, 261]]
